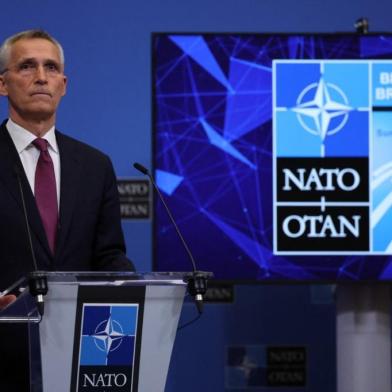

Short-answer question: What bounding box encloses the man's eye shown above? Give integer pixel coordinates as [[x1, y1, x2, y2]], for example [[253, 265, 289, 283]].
[[19, 62, 35, 70], [45, 63, 59, 72]]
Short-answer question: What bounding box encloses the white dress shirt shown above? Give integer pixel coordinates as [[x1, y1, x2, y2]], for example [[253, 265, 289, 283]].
[[6, 118, 61, 208]]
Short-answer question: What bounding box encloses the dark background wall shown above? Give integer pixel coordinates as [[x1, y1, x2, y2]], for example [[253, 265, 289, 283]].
[[1, 1, 391, 390]]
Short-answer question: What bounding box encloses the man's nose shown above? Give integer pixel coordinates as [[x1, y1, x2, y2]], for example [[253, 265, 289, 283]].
[[34, 65, 48, 83]]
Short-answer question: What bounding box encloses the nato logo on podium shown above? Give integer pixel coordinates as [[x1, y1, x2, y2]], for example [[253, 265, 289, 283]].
[[76, 304, 139, 391]]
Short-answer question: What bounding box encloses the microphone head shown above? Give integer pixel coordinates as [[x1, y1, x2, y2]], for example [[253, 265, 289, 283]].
[[133, 162, 150, 175], [186, 271, 209, 314]]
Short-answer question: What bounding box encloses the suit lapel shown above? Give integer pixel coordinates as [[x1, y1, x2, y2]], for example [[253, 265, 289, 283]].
[[55, 131, 82, 262], [0, 123, 25, 206], [0, 121, 53, 264]]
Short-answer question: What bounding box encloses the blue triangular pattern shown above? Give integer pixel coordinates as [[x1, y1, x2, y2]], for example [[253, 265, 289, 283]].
[[156, 169, 184, 196], [203, 210, 269, 269], [339, 259, 362, 279], [205, 211, 316, 279], [288, 36, 304, 59], [264, 256, 317, 279], [200, 119, 256, 169], [224, 58, 272, 141], [169, 35, 232, 91], [360, 36, 392, 58], [380, 260, 392, 279]]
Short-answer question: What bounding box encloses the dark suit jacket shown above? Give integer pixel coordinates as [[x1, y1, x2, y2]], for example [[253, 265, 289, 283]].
[[0, 120, 134, 390]]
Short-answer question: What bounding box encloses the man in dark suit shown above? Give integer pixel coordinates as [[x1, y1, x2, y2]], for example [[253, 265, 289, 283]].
[[0, 29, 134, 390]]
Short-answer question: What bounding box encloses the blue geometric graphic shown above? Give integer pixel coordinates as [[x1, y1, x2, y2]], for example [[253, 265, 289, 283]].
[[200, 119, 256, 169], [80, 304, 138, 366], [224, 58, 272, 141], [169, 35, 232, 91], [360, 36, 392, 58], [156, 169, 184, 196], [203, 209, 270, 269]]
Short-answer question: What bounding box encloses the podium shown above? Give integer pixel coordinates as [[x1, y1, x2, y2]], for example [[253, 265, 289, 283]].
[[0, 271, 189, 392]]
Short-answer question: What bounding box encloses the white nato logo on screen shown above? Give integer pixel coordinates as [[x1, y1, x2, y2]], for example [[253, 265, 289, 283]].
[[92, 316, 125, 354], [292, 78, 352, 141]]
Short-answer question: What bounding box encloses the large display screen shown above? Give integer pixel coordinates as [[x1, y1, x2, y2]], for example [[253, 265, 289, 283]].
[[152, 33, 392, 281]]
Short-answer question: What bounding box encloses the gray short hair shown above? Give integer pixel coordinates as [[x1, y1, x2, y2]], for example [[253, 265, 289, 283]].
[[0, 29, 64, 73]]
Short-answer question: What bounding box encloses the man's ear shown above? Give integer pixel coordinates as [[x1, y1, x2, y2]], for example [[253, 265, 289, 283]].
[[0, 75, 8, 97], [62, 75, 67, 97]]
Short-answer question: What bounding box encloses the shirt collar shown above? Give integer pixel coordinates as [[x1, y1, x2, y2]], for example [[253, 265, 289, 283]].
[[6, 118, 59, 154]]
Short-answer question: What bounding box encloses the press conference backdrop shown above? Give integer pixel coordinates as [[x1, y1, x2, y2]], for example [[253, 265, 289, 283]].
[[0, 1, 391, 276], [1, 1, 392, 392], [153, 33, 392, 282]]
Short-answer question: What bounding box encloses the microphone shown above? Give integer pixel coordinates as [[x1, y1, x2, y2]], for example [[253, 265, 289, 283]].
[[14, 165, 47, 317], [133, 162, 209, 314]]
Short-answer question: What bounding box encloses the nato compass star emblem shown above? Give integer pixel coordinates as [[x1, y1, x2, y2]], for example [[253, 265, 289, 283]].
[[292, 78, 352, 150], [92, 316, 126, 354]]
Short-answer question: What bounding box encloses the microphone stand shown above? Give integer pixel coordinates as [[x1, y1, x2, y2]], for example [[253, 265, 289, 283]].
[[133, 163, 211, 314], [14, 166, 48, 317]]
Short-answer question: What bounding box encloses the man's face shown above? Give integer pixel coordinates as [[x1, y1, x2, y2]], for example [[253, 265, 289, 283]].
[[0, 38, 67, 123]]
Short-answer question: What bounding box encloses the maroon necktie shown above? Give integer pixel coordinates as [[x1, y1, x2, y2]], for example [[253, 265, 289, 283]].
[[33, 138, 58, 254]]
